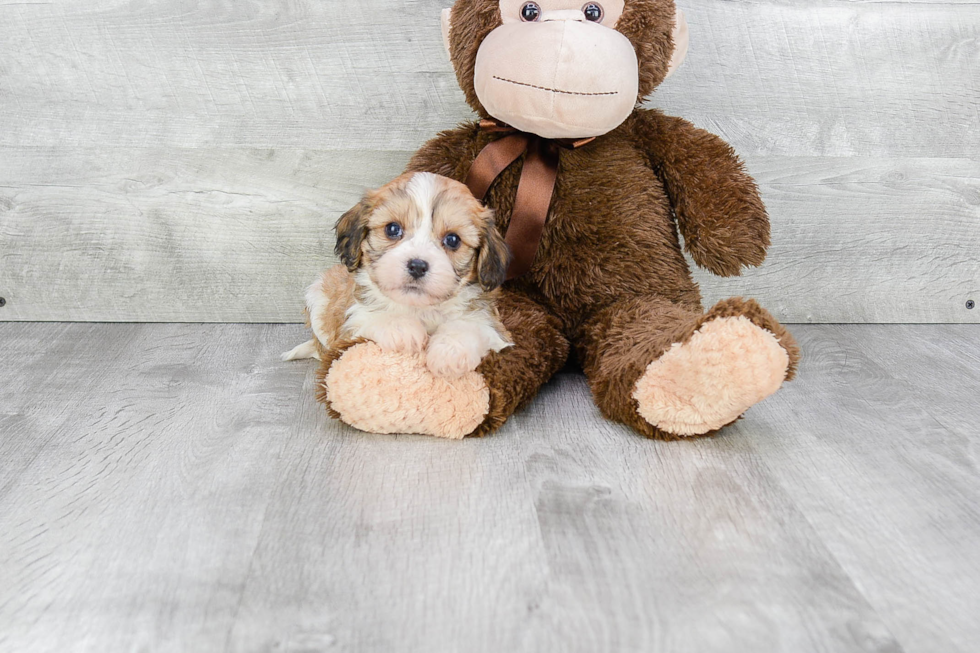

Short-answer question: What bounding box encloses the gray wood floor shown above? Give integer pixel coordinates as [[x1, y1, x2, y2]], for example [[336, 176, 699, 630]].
[[1, 323, 978, 653]]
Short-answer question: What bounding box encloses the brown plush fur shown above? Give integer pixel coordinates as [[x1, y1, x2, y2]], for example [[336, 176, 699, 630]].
[[472, 288, 570, 436], [319, 0, 799, 439]]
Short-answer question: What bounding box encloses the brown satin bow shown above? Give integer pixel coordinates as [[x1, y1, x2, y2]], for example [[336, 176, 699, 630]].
[[465, 119, 595, 280]]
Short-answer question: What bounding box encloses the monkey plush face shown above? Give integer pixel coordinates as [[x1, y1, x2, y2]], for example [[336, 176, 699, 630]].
[[443, 0, 688, 139]]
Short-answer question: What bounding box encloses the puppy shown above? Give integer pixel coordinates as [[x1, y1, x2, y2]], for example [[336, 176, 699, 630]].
[[283, 172, 512, 377]]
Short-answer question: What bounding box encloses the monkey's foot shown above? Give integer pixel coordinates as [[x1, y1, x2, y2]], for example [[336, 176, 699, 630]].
[[323, 342, 489, 440], [632, 316, 790, 437]]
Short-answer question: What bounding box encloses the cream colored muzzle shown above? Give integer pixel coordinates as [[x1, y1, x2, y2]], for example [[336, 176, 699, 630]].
[[472, 18, 639, 139]]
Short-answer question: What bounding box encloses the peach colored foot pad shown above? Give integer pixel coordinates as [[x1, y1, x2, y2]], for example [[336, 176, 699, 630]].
[[633, 316, 790, 437], [324, 342, 490, 440]]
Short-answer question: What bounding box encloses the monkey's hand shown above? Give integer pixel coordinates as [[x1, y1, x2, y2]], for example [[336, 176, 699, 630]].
[[631, 109, 770, 277]]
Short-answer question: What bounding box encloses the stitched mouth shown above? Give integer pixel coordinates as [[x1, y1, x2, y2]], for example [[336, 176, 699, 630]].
[[493, 76, 618, 97]]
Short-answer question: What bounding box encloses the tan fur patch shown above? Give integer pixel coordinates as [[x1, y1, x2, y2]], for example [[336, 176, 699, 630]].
[[309, 264, 356, 357]]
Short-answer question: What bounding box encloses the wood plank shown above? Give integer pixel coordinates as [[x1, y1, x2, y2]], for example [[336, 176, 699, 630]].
[[739, 325, 980, 653], [696, 156, 980, 323], [850, 324, 980, 438], [498, 373, 903, 653], [223, 404, 551, 653], [1, 149, 976, 323], [0, 324, 143, 500], [2, 323, 980, 651], [0, 322, 319, 652], [0, 148, 409, 323], [0, 0, 977, 158], [663, 0, 980, 159]]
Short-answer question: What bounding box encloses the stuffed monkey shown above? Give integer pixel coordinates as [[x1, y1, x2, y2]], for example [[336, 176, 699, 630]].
[[317, 0, 799, 440]]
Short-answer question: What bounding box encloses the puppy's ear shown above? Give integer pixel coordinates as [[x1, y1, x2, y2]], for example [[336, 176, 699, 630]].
[[476, 211, 510, 291], [334, 197, 373, 272]]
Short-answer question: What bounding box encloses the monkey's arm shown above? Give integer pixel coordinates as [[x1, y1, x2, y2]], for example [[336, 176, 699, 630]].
[[404, 122, 484, 183], [631, 108, 769, 277]]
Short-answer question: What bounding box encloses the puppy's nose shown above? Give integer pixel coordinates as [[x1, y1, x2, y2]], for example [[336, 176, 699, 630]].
[[407, 259, 429, 279]]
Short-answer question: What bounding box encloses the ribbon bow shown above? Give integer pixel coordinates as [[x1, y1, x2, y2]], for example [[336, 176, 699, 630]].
[[465, 120, 595, 280]]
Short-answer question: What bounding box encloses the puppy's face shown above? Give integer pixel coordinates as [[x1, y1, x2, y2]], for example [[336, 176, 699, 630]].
[[335, 173, 509, 307]]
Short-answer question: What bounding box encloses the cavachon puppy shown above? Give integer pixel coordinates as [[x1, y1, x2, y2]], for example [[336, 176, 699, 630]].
[[284, 172, 513, 378]]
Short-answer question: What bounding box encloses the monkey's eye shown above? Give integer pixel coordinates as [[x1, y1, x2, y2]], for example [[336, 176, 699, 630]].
[[442, 233, 462, 251], [384, 222, 403, 239], [582, 3, 603, 22], [520, 2, 541, 22]]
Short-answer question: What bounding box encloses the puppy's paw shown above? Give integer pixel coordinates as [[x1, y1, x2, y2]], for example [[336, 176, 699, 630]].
[[426, 329, 484, 378], [371, 318, 429, 354]]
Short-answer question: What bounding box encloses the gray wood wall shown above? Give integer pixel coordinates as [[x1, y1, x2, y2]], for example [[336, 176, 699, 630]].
[[1, 0, 977, 323]]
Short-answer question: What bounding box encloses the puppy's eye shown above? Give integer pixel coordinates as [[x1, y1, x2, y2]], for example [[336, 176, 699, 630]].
[[583, 3, 603, 22], [384, 223, 403, 239], [520, 2, 540, 22], [442, 233, 462, 251]]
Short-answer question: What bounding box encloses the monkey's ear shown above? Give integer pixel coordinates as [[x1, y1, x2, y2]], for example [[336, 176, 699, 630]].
[[334, 198, 373, 272], [441, 8, 453, 58], [476, 213, 510, 292], [665, 8, 689, 80]]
